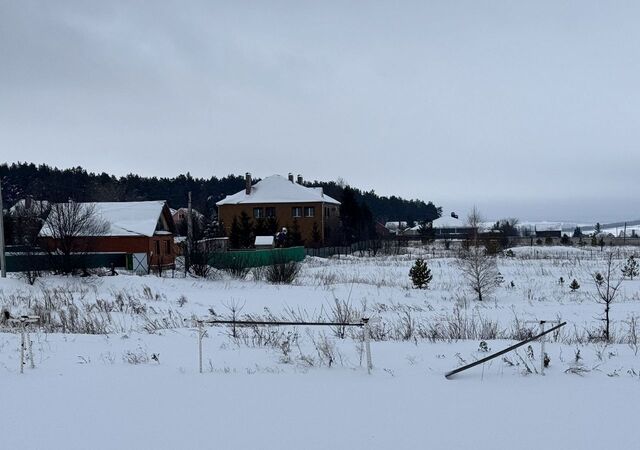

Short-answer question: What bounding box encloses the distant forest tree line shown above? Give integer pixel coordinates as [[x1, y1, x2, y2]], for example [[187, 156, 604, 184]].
[[1, 163, 441, 245]]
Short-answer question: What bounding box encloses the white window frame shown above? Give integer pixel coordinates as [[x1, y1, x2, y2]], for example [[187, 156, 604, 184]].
[[292, 207, 302, 218], [304, 206, 315, 218]]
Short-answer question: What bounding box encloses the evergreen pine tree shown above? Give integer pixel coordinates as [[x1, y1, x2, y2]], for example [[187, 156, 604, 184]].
[[311, 222, 322, 247], [238, 211, 253, 248], [569, 279, 580, 292], [289, 219, 303, 246], [594, 272, 604, 286], [229, 216, 241, 249], [622, 255, 639, 280], [409, 258, 433, 289]]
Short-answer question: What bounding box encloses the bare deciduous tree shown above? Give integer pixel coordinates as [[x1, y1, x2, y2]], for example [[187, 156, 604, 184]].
[[42, 202, 109, 274], [593, 252, 624, 342], [466, 206, 483, 241], [456, 244, 500, 302], [10, 200, 50, 284]]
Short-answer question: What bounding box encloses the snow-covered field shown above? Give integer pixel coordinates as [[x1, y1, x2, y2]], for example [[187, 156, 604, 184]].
[[2, 246, 640, 449]]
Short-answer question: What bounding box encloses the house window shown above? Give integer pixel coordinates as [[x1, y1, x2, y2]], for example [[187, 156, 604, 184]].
[[155, 240, 160, 255], [265, 207, 276, 218], [165, 240, 171, 254], [325, 207, 329, 218], [253, 207, 264, 219], [292, 207, 302, 218], [304, 206, 315, 218]]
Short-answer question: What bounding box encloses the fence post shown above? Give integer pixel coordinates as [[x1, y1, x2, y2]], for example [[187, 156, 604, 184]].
[[362, 318, 372, 374], [539, 321, 546, 375], [198, 320, 204, 374], [27, 327, 34, 369], [20, 322, 25, 374]]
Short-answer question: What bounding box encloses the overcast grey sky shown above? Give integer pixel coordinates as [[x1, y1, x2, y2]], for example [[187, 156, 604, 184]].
[[1, 1, 638, 222]]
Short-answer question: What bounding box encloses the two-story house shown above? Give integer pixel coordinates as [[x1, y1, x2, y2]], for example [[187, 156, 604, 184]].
[[216, 173, 340, 246]]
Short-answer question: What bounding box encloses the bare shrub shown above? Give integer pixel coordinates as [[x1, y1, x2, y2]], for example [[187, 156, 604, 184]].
[[309, 331, 343, 367], [456, 245, 500, 301], [265, 256, 301, 284], [328, 298, 360, 338]]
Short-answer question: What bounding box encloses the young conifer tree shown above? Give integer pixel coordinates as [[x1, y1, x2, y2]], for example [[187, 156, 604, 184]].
[[409, 258, 433, 289], [569, 279, 580, 292], [622, 255, 639, 280]]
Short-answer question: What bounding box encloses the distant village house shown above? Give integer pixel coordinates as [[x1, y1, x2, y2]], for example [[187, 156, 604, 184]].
[[39, 201, 177, 269], [216, 173, 341, 246]]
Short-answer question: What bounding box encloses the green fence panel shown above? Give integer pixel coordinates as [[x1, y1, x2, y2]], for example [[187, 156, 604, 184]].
[[5, 253, 128, 273], [208, 247, 305, 269]]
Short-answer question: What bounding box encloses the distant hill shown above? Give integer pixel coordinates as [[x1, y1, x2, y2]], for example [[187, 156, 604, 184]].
[[0, 162, 441, 223]]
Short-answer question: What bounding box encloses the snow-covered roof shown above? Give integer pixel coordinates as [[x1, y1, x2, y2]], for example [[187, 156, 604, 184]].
[[432, 214, 468, 228], [255, 236, 275, 246], [216, 175, 340, 206], [533, 222, 563, 232], [385, 221, 407, 229], [172, 207, 203, 218], [9, 199, 50, 215], [40, 201, 170, 237]]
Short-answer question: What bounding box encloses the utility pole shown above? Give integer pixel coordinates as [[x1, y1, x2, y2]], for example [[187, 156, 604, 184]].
[[623, 222, 627, 246], [0, 179, 6, 278], [186, 191, 193, 274]]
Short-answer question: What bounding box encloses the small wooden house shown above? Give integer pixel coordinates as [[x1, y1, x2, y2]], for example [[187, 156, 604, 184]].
[[39, 201, 177, 270]]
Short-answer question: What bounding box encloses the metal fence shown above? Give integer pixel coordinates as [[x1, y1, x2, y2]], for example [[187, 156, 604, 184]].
[[207, 246, 305, 269], [5, 252, 128, 273]]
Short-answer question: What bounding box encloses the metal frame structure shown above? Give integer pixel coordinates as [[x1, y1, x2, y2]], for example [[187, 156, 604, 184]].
[[190, 317, 373, 374], [7, 315, 40, 374], [445, 321, 567, 379]]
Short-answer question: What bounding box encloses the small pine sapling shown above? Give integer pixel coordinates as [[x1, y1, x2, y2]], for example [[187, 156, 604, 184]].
[[594, 272, 604, 286], [622, 255, 639, 280], [570, 279, 580, 292], [409, 258, 433, 289]]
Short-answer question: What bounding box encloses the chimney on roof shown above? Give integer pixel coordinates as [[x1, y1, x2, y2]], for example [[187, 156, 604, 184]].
[[288, 173, 294, 183], [451, 212, 459, 219], [297, 174, 303, 184], [245, 172, 252, 195]]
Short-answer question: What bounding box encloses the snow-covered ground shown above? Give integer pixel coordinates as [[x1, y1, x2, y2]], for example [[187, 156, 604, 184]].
[[2, 246, 640, 449]]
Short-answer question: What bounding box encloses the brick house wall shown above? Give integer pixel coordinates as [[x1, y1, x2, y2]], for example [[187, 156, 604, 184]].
[[40, 235, 175, 267], [218, 202, 340, 245]]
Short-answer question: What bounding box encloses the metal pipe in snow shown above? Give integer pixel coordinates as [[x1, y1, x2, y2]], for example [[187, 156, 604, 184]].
[[445, 322, 567, 379], [196, 319, 366, 327]]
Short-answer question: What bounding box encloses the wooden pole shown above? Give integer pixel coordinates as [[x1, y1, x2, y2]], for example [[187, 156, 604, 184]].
[[0, 179, 6, 278]]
